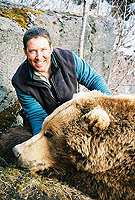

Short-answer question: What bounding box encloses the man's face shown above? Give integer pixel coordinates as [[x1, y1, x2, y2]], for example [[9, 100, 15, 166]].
[[24, 36, 53, 72]]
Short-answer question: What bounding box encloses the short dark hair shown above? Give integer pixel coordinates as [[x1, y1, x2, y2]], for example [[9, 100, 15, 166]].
[[23, 27, 52, 50]]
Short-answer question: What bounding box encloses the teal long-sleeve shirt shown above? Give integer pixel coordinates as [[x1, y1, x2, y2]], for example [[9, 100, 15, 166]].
[[14, 52, 111, 135]]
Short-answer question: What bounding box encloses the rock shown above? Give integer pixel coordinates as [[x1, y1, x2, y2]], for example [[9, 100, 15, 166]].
[[0, 1, 116, 130]]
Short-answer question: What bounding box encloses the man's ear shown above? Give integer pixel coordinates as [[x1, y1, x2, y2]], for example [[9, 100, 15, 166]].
[[23, 48, 27, 56], [50, 44, 53, 54]]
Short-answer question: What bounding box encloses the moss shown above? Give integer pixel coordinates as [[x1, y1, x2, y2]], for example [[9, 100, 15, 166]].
[[0, 165, 91, 200], [39, 20, 44, 24], [0, 6, 44, 29], [0, 100, 21, 132]]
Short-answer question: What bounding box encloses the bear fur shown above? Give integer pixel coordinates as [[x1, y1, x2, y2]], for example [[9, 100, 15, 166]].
[[1, 90, 135, 200], [0, 126, 32, 164]]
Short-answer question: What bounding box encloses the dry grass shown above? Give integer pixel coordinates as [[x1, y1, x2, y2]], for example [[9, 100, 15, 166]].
[[0, 164, 93, 200]]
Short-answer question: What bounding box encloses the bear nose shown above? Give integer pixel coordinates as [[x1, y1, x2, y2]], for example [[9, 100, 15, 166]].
[[12, 146, 21, 158]]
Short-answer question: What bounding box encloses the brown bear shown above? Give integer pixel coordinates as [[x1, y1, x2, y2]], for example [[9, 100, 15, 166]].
[[3, 90, 135, 200]]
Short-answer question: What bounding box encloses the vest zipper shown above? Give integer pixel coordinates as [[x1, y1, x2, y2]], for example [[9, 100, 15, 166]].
[[50, 75, 61, 102], [42, 82, 59, 103]]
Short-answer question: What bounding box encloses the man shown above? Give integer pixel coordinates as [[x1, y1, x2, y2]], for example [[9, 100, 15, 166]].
[[12, 27, 111, 135]]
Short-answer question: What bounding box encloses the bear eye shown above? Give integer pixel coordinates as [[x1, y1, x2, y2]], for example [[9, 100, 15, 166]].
[[44, 132, 53, 139]]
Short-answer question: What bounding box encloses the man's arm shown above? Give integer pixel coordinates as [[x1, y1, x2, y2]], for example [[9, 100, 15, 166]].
[[72, 52, 111, 96], [15, 86, 48, 135]]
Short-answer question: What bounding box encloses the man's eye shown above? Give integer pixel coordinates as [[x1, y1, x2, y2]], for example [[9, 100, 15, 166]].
[[42, 48, 47, 52], [29, 50, 36, 54], [44, 132, 53, 139]]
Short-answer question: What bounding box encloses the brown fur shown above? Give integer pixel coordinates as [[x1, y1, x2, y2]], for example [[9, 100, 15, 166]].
[[0, 126, 32, 163], [2, 91, 135, 199]]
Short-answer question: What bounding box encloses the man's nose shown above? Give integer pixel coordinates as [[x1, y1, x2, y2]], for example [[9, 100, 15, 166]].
[[36, 50, 42, 59]]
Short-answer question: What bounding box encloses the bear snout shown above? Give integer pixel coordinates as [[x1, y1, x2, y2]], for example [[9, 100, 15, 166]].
[[12, 145, 21, 159]]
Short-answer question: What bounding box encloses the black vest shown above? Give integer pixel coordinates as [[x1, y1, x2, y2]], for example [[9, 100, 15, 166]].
[[12, 48, 77, 114]]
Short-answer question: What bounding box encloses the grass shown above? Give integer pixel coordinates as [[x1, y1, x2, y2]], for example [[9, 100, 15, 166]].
[[0, 164, 92, 200]]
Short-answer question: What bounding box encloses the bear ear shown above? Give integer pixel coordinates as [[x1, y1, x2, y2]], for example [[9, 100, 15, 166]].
[[84, 106, 110, 131]]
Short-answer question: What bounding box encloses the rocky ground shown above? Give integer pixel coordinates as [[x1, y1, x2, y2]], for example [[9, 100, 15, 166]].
[[0, 165, 93, 200]]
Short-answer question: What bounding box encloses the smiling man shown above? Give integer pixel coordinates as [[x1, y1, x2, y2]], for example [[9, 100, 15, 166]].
[[12, 26, 111, 136], [24, 36, 53, 77]]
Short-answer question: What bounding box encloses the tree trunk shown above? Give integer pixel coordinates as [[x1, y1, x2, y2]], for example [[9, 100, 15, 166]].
[[78, 0, 89, 92]]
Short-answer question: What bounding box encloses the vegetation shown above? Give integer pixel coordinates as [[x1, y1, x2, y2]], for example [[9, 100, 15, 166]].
[[0, 100, 20, 132], [0, 6, 44, 29], [0, 165, 92, 200]]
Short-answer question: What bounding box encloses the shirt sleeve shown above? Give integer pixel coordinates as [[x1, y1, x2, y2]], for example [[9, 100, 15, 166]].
[[15, 86, 48, 135], [72, 52, 111, 96]]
